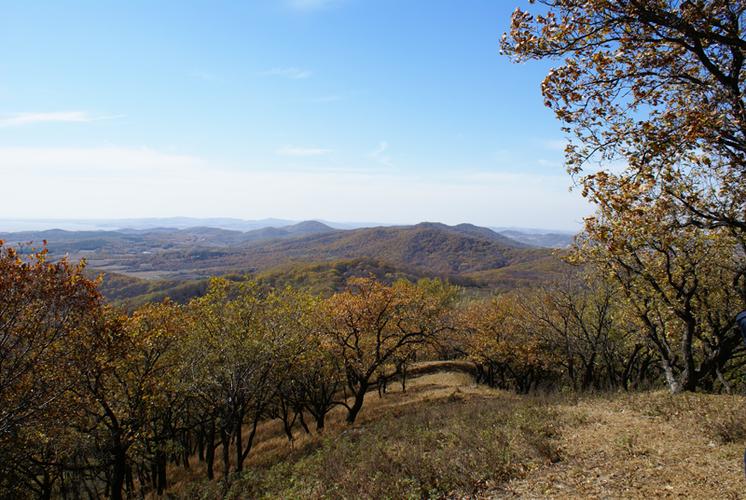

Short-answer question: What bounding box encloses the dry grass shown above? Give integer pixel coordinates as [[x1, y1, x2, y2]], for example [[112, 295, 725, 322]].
[[165, 368, 746, 499], [170, 367, 562, 499], [499, 391, 746, 499]]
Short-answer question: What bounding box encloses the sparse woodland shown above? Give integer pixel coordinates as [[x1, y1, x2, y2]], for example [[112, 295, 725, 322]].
[[3, 0, 746, 498], [1, 225, 743, 498]]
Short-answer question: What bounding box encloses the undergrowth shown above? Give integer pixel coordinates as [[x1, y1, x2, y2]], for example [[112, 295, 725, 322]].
[[178, 391, 562, 499]]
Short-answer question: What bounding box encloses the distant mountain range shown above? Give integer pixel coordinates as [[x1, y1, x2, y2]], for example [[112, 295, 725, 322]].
[[0, 218, 577, 248], [0, 217, 372, 232], [0, 220, 573, 306], [0, 220, 337, 251], [494, 230, 575, 249]]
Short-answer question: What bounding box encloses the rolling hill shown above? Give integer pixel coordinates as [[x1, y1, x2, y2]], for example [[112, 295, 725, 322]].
[[0, 220, 338, 254], [241, 222, 549, 273], [2, 221, 568, 305], [115, 222, 549, 277]]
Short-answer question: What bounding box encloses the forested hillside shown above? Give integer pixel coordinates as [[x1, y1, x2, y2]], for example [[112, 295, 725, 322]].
[[3, 222, 564, 307]]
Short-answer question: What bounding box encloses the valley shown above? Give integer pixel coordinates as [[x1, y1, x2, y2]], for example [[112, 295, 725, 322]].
[[1, 220, 572, 307]]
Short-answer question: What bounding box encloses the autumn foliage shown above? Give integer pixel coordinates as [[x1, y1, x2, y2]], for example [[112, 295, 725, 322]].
[[501, 0, 746, 394], [0, 247, 461, 498], [0, 224, 744, 498]]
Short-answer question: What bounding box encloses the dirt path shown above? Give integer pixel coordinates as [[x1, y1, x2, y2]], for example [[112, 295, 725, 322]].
[[496, 398, 746, 499]]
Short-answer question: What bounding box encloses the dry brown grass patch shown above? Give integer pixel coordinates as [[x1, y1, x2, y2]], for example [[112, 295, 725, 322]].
[[501, 391, 746, 499]]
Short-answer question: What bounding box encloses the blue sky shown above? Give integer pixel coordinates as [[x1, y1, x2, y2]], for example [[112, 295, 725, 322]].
[[0, 0, 588, 230]]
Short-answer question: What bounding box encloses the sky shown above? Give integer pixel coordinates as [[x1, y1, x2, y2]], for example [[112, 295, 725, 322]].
[[0, 0, 590, 231]]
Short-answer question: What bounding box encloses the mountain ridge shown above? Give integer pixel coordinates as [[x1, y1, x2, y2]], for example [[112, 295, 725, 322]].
[[2, 222, 565, 304]]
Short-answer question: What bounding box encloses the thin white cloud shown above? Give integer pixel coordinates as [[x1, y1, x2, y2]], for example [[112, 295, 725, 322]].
[[311, 89, 363, 104], [190, 71, 223, 82], [311, 94, 344, 103], [260, 67, 312, 80], [370, 141, 392, 167], [537, 159, 561, 167], [0, 111, 121, 127], [544, 139, 569, 152], [0, 146, 589, 230], [276, 146, 333, 157], [288, 0, 340, 12], [0, 147, 203, 176], [371, 141, 388, 156]]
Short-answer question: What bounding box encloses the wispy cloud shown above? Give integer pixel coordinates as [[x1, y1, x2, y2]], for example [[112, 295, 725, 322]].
[[537, 159, 561, 168], [276, 146, 332, 157], [311, 89, 365, 104], [0, 147, 203, 175], [0, 111, 121, 127], [189, 71, 223, 82], [543, 139, 569, 152], [370, 141, 392, 167], [287, 0, 341, 12], [260, 67, 312, 80], [311, 94, 344, 103], [0, 146, 589, 229]]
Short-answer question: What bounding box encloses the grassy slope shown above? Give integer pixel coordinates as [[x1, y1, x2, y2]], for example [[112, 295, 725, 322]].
[[499, 391, 746, 498], [172, 369, 563, 499], [166, 365, 746, 499]]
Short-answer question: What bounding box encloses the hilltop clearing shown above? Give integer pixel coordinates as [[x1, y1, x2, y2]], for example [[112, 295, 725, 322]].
[[168, 364, 745, 499]]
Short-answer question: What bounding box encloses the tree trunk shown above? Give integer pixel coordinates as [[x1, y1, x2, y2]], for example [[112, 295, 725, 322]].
[[346, 381, 368, 424], [716, 367, 732, 394], [234, 419, 243, 473], [239, 411, 262, 469], [680, 318, 698, 392], [662, 360, 683, 394], [621, 344, 642, 392], [39, 469, 52, 500], [110, 446, 126, 500], [581, 353, 596, 391], [205, 420, 216, 480], [124, 464, 134, 496], [197, 425, 205, 462], [220, 426, 230, 479], [315, 412, 326, 431], [156, 451, 167, 495], [298, 411, 311, 434], [282, 415, 294, 442]]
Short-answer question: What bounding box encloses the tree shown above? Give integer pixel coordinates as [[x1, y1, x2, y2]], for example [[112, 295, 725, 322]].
[[574, 203, 744, 393], [502, 1, 746, 246], [521, 274, 651, 391], [458, 294, 557, 393], [185, 278, 310, 478], [273, 297, 344, 433], [66, 300, 186, 500], [502, 1, 746, 393], [277, 330, 343, 434], [325, 278, 454, 424], [185, 278, 268, 477], [0, 243, 101, 498], [264, 287, 324, 439]]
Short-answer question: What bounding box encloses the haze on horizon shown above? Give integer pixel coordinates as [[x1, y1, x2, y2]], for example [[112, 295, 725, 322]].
[[0, 1, 589, 232]]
